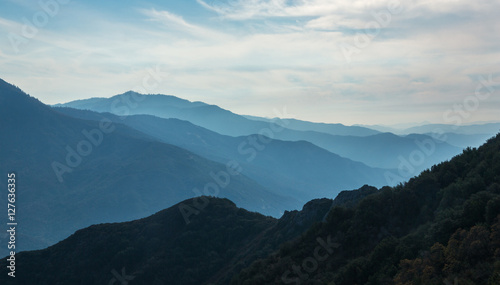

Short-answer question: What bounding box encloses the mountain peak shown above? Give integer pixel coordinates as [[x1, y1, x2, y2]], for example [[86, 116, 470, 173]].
[[0, 78, 18, 89], [0, 78, 30, 100], [0, 79, 49, 122]]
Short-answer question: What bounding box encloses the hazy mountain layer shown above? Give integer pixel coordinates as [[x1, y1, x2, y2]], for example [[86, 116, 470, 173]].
[[0, 79, 296, 256], [58, 92, 463, 173], [244, 115, 381, 137], [55, 107, 393, 201]]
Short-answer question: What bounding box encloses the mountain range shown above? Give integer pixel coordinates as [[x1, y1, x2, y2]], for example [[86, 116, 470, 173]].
[[0, 79, 401, 257], [54, 107, 391, 201], [1, 132, 499, 284], [0, 80, 296, 256], [3, 80, 498, 257], [57, 92, 470, 173], [2, 78, 499, 284], [358, 122, 500, 138]]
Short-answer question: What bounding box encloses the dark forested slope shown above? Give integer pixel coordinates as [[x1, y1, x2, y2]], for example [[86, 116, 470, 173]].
[[233, 133, 500, 285]]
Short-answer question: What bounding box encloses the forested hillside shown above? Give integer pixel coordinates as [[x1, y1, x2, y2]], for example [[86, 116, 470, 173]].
[[233, 133, 500, 284]]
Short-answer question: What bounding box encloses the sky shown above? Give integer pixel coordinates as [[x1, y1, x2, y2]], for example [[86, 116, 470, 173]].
[[0, 0, 499, 126]]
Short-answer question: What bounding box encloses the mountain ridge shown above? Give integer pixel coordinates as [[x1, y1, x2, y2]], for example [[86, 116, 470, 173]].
[[57, 92, 464, 172], [233, 132, 500, 284], [0, 79, 297, 256], [53, 106, 395, 201]]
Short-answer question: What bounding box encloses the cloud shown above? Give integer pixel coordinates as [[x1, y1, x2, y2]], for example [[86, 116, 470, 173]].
[[197, 0, 500, 36], [140, 8, 230, 41], [197, 0, 395, 20], [0, 0, 498, 125]]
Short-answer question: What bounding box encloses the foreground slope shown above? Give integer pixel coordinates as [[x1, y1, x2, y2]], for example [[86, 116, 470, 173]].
[[0, 197, 330, 284], [0, 79, 295, 256], [0, 186, 376, 285], [234, 133, 500, 284], [0, 198, 273, 284]]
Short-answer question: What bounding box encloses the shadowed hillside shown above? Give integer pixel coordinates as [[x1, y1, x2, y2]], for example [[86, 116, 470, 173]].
[[233, 133, 500, 284]]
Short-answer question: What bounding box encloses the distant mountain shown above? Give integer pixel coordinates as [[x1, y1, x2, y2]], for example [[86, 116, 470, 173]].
[[401, 123, 500, 136], [55, 92, 270, 137], [57, 92, 463, 173], [244, 116, 381, 137], [0, 79, 296, 256], [412, 132, 494, 148], [360, 122, 500, 137], [274, 131, 462, 171], [354, 122, 427, 133], [54, 107, 393, 201]]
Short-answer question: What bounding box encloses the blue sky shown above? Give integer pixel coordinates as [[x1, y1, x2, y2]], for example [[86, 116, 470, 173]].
[[0, 0, 499, 125]]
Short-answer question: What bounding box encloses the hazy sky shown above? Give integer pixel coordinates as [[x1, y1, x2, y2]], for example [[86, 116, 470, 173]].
[[0, 0, 499, 125]]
